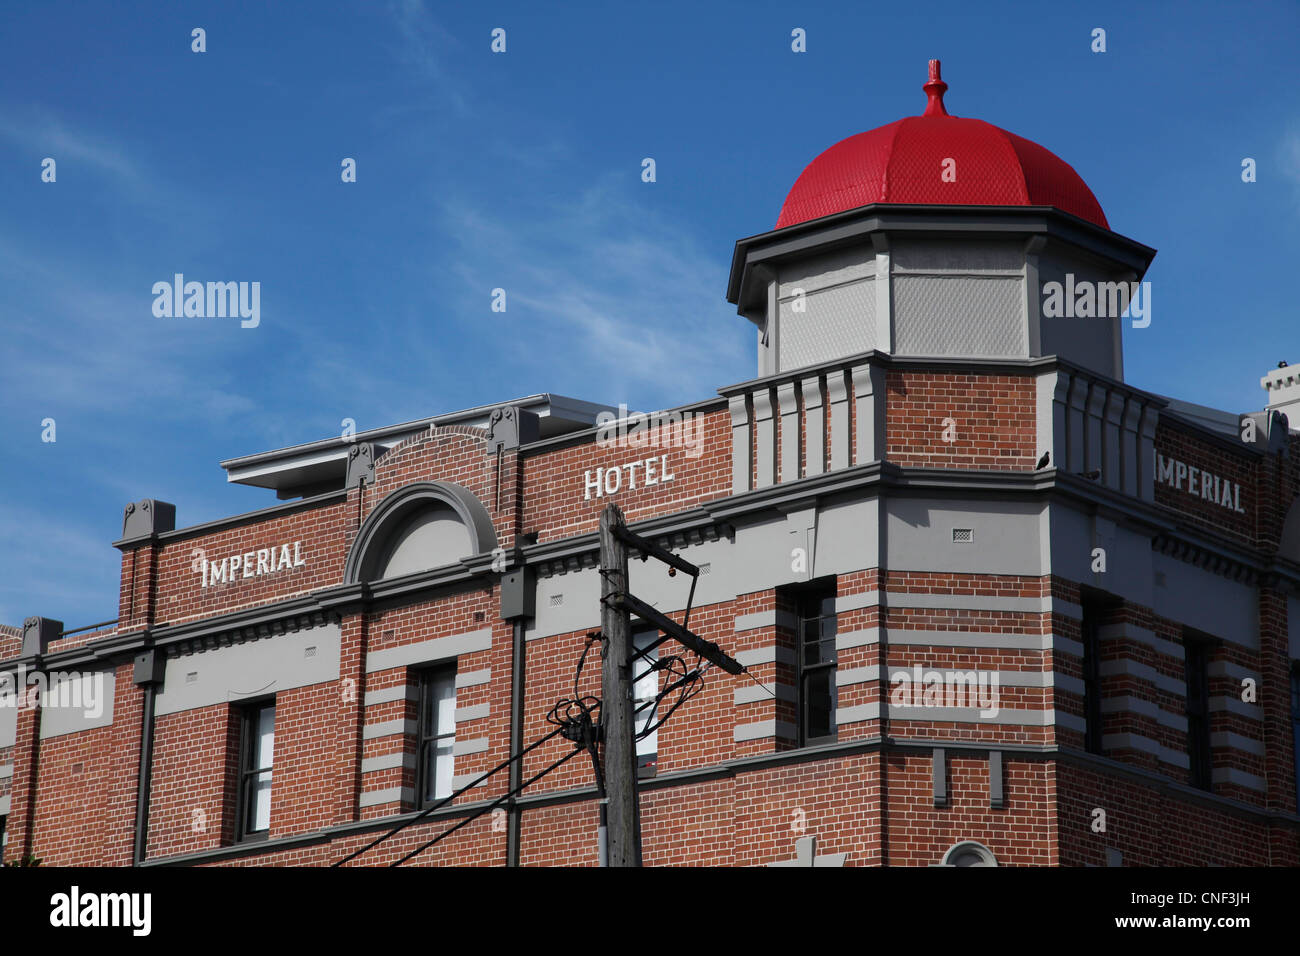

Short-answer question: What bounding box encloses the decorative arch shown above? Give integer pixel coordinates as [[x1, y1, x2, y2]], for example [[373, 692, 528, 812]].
[[939, 841, 999, 867], [344, 481, 497, 584]]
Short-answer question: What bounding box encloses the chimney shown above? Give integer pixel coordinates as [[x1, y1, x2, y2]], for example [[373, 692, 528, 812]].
[[1260, 363, 1299, 431]]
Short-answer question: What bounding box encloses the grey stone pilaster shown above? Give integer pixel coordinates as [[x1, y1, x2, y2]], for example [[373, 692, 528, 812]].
[[728, 394, 751, 494], [1138, 401, 1159, 502], [1103, 390, 1125, 488], [1067, 376, 1090, 473], [802, 376, 824, 477], [777, 381, 800, 483], [1085, 380, 1106, 475], [851, 362, 887, 465], [753, 387, 777, 489], [1121, 396, 1142, 496], [827, 370, 850, 471]]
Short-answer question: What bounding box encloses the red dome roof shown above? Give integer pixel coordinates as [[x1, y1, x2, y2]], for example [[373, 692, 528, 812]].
[[776, 62, 1109, 230]]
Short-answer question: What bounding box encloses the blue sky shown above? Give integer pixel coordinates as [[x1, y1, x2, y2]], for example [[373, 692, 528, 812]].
[[1, 0, 1297, 628]]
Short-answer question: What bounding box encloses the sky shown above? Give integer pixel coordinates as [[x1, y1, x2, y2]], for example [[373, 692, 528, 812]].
[[1, 0, 1297, 628]]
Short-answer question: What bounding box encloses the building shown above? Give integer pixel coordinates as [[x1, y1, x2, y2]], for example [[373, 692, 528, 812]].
[[2, 62, 1299, 867]]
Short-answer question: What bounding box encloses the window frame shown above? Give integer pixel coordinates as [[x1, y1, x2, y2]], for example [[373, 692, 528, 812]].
[[791, 579, 838, 748], [630, 627, 663, 778], [234, 698, 276, 842], [1290, 664, 1300, 804], [1081, 600, 1104, 754], [414, 665, 458, 810], [1184, 634, 1213, 791]]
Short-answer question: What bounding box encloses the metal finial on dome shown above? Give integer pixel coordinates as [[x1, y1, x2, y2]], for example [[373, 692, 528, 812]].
[[923, 59, 949, 117]]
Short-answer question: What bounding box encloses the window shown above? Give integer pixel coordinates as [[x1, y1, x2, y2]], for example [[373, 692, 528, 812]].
[[416, 668, 457, 807], [632, 628, 661, 777], [1184, 637, 1212, 791], [1081, 600, 1103, 754], [794, 580, 837, 747], [1290, 665, 1300, 802], [236, 701, 275, 840]]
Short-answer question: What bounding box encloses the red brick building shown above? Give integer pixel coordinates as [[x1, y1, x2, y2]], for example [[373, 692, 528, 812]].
[[3, 62, 1300, 867]]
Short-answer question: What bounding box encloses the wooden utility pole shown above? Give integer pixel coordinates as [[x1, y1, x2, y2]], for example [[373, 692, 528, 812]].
[[598, 504, 642, 866]]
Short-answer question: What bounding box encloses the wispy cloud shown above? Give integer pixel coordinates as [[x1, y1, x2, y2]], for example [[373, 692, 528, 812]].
[[1280, 120, 1300, 207], [384, 0, 470, 115], [0, 504, 119, 627], [438, 175, 749, 406]]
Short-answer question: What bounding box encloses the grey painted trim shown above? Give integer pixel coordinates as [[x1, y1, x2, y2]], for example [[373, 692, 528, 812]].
[[452, 736, 490, 756], [155, 623, 341, 717], [882, 593, 1061, 614], [452, 773, 488, 792], [777, 381, 800, 483], [889, 706, 1057, 726], [455, 703, 490, 722], [1211, 767, 1267, 791], [455, 668, 491, 688], [835, 590, 878, 613], [1102, 733, 1191, 768], [365, 628, 492, 674], [362, 718, 416, 740], [834, 665, 880, 687], [801, 376, 824, 477], [728, 394, 752, 495], [1057, 711, 1088, 733], [360, 752, 414, 774], [733, 646, 796, 668], [883, 667, 1063, 689], [1101, 695, 1188, 731], [734, 682, 795, 705], [734, 610, 797, 633], [1209, 696, 1261, 720], [0, 762, 12, 778], [0, 794, 9, 815], [989, 750, 1004, 808], [932, 748, 947, 807], [733, 719, 796, 742], [345, 481, 498, 584], [727, 205, 1155, 308], [1208, 661, 1261, 684], [886, 629, 1066, 652], [1099, 659, 1186, 695], [524, 396, 727, 456], [1098, 623, 1183, 660], [363, 684, 416, 707], [1210, 731, 1265, 756], [836, 627, 880, 649], [752, 386, 776, 489], [359, 787, 412, 808], [835, 703, 880, 725], [38, 668, 117, 738], [827, 369, 850, 471], [118, 490, 345, 550]]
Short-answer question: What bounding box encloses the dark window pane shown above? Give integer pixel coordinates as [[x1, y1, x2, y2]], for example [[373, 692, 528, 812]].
[[804, 668, 836, 741]]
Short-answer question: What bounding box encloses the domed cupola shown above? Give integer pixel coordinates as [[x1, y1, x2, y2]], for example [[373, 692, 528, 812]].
[[776, 61, 1109, 230], [726, 61, 1155, 382]]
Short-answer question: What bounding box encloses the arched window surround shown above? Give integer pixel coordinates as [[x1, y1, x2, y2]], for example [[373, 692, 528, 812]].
[[344, 481, 498, 584]]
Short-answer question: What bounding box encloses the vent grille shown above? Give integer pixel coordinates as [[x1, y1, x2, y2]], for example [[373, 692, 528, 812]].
[[952, 528, 974, 543], [549, 594, 564, 607]]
